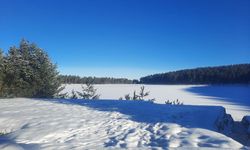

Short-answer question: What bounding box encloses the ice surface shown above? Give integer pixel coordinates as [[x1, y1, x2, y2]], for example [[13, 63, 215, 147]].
[[63, 84, 250, 121]]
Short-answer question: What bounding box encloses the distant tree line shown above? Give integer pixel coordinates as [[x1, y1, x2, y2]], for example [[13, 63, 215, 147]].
[[0, 39, 62, 98], [140, 64, 250, 84], [59, 75, 138, 84]]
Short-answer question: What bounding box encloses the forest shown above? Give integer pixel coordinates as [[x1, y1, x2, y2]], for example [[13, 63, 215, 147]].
[[59, 75, 136, 84], [140, 64, 250, 84]]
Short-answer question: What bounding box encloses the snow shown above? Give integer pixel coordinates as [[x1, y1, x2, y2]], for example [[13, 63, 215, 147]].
[[63, 84, 250, 121], [0, 98, 245, 149]]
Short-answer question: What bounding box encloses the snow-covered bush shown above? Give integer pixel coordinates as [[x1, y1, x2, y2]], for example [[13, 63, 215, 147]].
[[62, 81, 100, 100], [77, 82, 100, 99], [165, 99, 183, 105], [124, 94, 131, 100], [0, 132, 7, 136], [137, 86, 149, 100], [71, 90, 79, 99], [122, 86, 153, 101]]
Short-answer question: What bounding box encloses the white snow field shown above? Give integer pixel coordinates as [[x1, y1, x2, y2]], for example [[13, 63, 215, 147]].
[[0, 98, 245, 149], [63, 84, 250, 121]]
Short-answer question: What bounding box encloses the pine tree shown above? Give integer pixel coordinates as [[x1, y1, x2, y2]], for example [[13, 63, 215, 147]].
[[28, 42, 62, 98], [4, 46, 26, 97], [77, 81, 100, 99], [137, 86, 149, 100], [0, 49, 5, 96], [3, 39, 62, 98]]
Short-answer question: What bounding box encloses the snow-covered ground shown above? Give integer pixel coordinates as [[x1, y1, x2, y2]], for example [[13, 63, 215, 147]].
[[63, 84, 250, 121], [0, 98, 245, 149], [0, 84, 249, 149]]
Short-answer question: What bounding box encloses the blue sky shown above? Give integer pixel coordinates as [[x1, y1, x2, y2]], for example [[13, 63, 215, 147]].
[[0, 0, 249, 79]]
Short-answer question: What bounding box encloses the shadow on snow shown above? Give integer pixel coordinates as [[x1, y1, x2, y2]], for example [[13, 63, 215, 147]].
[[184, 85, 250, 107], [34, 98, 225, 131], [0, 134, 40, 149]]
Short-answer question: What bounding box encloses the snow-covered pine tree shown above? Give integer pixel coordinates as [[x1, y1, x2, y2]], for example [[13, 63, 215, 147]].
[[77, 81, 100, 99], [0, 49, 5, 96], [25, 41, 63, 98], [4, 46, 28, 97], [3, 39, 62, 98]]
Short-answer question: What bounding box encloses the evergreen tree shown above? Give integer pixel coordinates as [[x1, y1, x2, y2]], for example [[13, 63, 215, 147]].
[[137, 86, 149, 100], [3, 39, 62, 98], [29, 43, 62, 98], [0, 49, 5, 96], [4, 46, 27, 97], [77, 81, 100, 99]]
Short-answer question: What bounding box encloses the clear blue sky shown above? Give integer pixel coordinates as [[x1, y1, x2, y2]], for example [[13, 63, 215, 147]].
[[0, 0, 249, 79]]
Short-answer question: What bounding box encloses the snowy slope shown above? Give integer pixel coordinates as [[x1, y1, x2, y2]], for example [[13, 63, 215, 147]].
[[63, 84, 250, 121], [0, 98, 244, 149]]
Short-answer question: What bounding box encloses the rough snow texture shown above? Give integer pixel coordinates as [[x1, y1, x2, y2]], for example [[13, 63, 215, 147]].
[[63, 84, 250, 121], [0, 98, 244, 149]]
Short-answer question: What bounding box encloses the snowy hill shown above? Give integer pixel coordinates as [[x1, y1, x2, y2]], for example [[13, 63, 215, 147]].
[[0, 98, 246, 149]]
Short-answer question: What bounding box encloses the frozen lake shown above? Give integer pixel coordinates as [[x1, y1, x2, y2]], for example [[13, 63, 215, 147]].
[[63, 84, 250, 121]]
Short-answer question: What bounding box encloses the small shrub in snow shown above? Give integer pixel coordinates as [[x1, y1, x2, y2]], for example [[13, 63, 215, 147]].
[[76, 81, 100, 100], [124, 94, 131, 100], [137, 86, 149, 100], [122, 86, 153, 102], [63, 82, 100, 100], [54, 87, 68, 99], [122, 91, 139, 100], [165, 99, 183, 105], [0, 132, 6, 136], [71, 90, 79, 99], [148, 98, 156, 103], [132, 91, 138, 100], [0, 129, 11, 136]]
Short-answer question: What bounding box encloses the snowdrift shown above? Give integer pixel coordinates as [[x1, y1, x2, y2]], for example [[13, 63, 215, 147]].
[[0, 98, 246, 149]]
